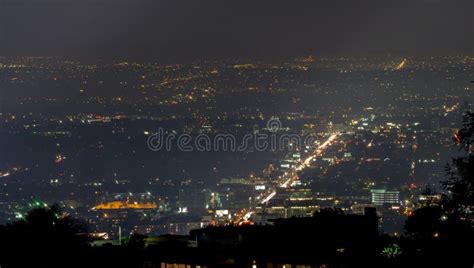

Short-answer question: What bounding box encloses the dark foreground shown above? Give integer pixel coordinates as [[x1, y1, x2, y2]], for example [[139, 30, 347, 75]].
[[0, 207, 472, 268]]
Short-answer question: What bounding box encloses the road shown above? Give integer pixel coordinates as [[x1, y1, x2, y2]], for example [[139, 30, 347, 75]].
[[237, 132, 340, 223]]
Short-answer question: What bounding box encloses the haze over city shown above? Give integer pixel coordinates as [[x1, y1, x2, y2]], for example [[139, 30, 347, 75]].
[[0, 1, 473, 267]]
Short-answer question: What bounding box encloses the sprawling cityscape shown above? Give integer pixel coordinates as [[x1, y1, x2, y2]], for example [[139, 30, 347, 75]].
[[1, 56, 471, 236], [0, 0, 473, 267]]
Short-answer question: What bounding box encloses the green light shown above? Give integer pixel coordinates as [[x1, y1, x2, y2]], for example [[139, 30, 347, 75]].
[[381, 244, 402, 259]]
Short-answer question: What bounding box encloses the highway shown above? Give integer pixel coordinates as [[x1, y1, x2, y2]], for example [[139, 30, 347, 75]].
[[238, 132, 340, 223]]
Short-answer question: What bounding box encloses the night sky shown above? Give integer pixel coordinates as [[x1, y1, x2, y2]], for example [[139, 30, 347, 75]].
[[1, 0, 473, 60]]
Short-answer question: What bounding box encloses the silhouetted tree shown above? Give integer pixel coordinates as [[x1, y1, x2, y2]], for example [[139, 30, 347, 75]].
[[124, 233, 147, 250], [404, 112, 474, 267], [0, 204, 91, 267], [405, 206, 443, 239], [443, 112, 474, 216]]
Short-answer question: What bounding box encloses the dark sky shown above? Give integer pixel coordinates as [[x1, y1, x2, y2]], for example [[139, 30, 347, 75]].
[[0, 0, 472, 60]]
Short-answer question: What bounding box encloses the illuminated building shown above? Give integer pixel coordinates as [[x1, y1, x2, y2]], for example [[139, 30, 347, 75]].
[[370, 189, 399, 206], [93, 201, 157, 210]]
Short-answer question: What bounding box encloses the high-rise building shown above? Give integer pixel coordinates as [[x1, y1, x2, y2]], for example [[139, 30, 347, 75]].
[[370, 189, 399, 206]]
